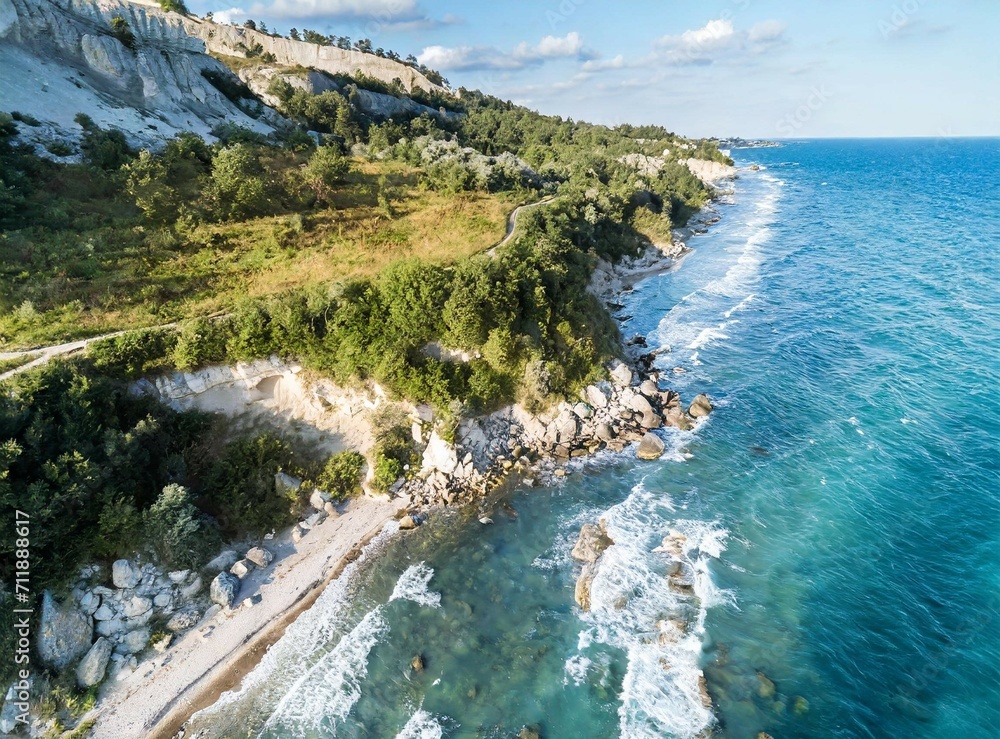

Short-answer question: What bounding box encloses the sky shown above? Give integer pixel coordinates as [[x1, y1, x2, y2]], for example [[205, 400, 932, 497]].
[[188, 0, 1000, 139]]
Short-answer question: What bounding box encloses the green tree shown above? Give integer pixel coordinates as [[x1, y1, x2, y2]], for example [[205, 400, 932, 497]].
[[300, 145, 350, 205], [209, 143, 270, 220], [144, 484, 216, 568]]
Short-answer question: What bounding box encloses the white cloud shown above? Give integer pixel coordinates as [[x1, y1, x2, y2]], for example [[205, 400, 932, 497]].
[[655, 18, 786, 64], [212, 7, 245, 25], [417, 45, 521, 71], [748, 20, 787, 44], [581, 54, 625, 72], [419, 31, 592, 71], [513, 32, 585, 60]]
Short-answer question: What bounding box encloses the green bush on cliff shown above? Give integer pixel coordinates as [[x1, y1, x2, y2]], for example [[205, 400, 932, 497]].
[[315, 451, 366, 502], [144, 483, 220, 568], [202, 433, 298, 536]]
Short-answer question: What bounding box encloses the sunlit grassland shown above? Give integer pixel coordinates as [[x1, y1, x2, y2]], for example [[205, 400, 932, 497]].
[[0, 160, 514, 350]]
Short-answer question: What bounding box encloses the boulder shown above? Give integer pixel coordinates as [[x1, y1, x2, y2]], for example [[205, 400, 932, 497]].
[[757, 671, 776, 699], [93, 604, 115, 622], [205, 550, 238, 573], [166, 608, 201, 632], [210, 572, 240, 608], [399, 514, 418, 530], [572, 402, 593, 420], [304, 511, 327, 528], [627, 393, 654, 415], [653, 530, 687, 557], [641, 411, 663, 430], [274, 472, 303, 494], [112, 560, 140, 589], [639, 379, 659, 398], [610, 362, 633, 387], [688, 394, 714, 418], [636, 433, 666, 461], [245, 547, 274, 568], [122, 596, 152, 619], [95, 617, 125, 638], [595, 423, 615, 442], [663, 407, 694, 431], [79, 590, 100, 616], [571, 523, 614, 564], [291, 524, 308, 543], [76, 637, 113, 688], [153, 591, 172, 609], [323, 501, 340, 518], [179, 575, 203, 599], [575, 562, 597, 611], [120, 628, 150, 655], [167, 570, 190, 584], [309, 488, 332, 511], [586, 385, 609, 408], [230, 560, 253, 579], [37, 591, 93, 670]]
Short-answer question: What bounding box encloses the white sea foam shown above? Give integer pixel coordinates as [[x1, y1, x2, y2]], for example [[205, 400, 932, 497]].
[[189, 523, 401, 727], [564, 654, 593, 686], [395, 709, 445, 738], [389, 563, 441, 608], [262, 607, 389, 734], [650, 174, 781, 370], [569, 478, 731, 738]]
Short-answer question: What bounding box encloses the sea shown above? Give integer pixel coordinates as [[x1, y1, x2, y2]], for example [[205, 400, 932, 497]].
[[185, 139, 1000, 738]]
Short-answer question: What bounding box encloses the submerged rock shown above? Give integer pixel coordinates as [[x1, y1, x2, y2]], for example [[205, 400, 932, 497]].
[[571, 523, 614, 564], [636, 433, 666, 460], [399, 514, 418, 530], [757, 671, 776, 699], [76, 637, 113, 688], [575, 562, 598, 611], [411, 654, 424, 672]]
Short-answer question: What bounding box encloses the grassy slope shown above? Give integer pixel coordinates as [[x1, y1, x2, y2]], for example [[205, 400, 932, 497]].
[[0, 160, 513, 349]]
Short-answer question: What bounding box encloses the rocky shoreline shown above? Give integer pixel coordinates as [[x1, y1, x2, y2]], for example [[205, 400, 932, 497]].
[[6, 187, 731, 738]]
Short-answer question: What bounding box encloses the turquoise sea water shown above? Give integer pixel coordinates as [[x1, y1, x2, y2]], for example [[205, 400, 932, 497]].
[[188, 139, 1000, 738]]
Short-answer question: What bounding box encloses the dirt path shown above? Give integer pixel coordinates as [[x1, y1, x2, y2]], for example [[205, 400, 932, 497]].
[[487, 195, 558, 254]]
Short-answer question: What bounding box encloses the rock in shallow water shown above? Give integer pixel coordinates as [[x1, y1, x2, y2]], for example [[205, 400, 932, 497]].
[[688, 393, 714, 418], [636, 433, 666, 460], [571, 523, 614, 564]]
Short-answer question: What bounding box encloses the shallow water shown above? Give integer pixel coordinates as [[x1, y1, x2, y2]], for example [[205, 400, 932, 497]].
[[189, 139, 1000, 738]]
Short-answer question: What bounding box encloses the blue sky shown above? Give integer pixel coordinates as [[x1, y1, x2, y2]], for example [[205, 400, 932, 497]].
[[190, 0, 999, 138]]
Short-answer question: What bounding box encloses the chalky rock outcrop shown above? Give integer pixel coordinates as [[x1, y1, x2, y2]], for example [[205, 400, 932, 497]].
[[0, 0, 277, 150]]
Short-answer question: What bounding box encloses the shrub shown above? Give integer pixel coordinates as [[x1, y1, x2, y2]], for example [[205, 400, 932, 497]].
[[144, 484, 217, 568], [300, 145, 350, 205], [80, 125, 135, 170], [371, 426, 414, 493], [158, 0, 187, 13], [202, 434, 297, 536], [172, 317, 229, 371], [110, 16, 136, 50], [208, 143, 272, 220], [87, 328, 177, 378], [94, 498, 143, 559], [314, 451, 365, 502]]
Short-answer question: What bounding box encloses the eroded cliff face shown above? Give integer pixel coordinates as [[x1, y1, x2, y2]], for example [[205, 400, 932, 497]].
[[0, 0, 448, 154], [177, 17, 445, 95], [0, 0, 278, 150]]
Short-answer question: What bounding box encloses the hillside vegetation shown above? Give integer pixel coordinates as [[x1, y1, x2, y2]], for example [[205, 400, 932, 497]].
[[0, 83, 728, 654]]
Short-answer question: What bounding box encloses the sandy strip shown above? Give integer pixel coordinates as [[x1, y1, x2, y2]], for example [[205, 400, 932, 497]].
[[89, 495, 405, 739]]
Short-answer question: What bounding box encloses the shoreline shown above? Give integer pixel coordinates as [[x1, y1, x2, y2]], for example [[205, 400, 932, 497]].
[[85, 174, 739, 738], [90, 496, 405, 739]]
